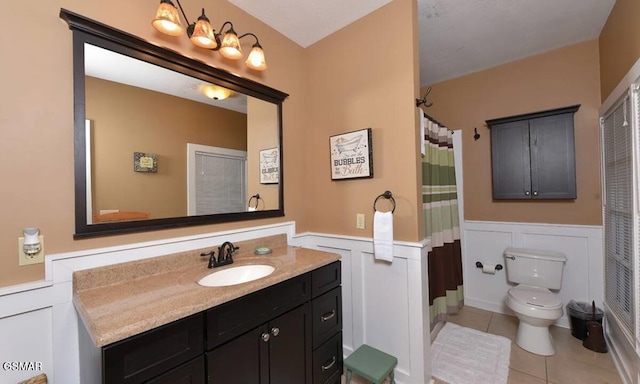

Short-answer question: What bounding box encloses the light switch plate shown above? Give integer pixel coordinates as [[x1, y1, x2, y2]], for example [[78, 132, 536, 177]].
[[18, 236, 45, 266], [356, 213, 365, 229]]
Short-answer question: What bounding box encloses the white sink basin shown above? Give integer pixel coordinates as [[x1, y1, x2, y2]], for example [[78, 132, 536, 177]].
[[198, 265, 275, 287]]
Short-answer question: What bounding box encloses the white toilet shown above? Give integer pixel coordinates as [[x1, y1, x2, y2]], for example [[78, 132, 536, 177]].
[[503, 247, 567, 356]]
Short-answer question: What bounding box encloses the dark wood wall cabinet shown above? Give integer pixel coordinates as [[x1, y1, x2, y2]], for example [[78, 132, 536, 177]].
[[80, 261, 342, 384], [487, 105, 580, 200]]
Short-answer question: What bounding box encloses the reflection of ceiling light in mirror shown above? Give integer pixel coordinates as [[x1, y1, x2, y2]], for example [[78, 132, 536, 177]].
[[201, 85, 231, 100]]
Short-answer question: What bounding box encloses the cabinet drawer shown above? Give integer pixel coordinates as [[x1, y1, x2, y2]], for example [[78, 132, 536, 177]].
[[312, 261, 341, 298], [206, 273, 310, 349], [313, 332, 343, 384], [312, 286, 342, 348], [103, 313, 204, 384]]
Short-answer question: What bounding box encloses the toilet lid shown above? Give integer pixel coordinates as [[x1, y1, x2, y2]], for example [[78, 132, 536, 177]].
[[508, 285, 562, 309]]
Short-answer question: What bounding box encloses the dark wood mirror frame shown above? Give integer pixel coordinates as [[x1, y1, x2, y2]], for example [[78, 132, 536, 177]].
[[60, 9, 288, 239]]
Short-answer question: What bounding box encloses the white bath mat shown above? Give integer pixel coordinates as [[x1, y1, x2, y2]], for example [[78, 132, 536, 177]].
[[431, 322, 511, 384]]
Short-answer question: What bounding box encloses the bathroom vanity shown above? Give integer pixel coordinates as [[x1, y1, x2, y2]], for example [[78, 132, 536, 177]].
[[74, 235, 342, 383]]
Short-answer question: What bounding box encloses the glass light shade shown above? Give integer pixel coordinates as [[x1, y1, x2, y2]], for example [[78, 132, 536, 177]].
[[201, 85, 231, 100], [151, 0, 183, 36], [219, 31, 243, 60], [190, 18, 217, 49], [245, 45, 267, 71]]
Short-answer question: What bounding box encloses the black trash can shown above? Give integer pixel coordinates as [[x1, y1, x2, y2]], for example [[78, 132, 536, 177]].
[[566, 300, 603, 340]]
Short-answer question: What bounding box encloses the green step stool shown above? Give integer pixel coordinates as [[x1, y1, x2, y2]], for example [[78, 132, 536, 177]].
[[344, 344, 397, 384]]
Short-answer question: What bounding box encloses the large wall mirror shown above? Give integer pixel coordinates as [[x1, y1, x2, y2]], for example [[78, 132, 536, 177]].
[[61, 9, 287, 238]]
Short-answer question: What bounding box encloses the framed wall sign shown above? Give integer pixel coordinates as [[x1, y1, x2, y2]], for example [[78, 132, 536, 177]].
[[330, 128, 373, 180], [259, 147, 279, 184], [133, 152, 157, 173]]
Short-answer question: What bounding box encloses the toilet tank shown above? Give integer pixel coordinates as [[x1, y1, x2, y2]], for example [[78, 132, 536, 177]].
[[503, 248, 567, 290]]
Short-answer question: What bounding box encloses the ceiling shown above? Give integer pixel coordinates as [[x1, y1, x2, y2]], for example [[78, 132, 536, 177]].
[[229, 0, 617, 87]]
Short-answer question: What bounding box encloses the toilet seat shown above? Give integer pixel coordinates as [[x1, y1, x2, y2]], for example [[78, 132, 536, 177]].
[[507, 285, 564, 322], [507, 285, 562, 310]]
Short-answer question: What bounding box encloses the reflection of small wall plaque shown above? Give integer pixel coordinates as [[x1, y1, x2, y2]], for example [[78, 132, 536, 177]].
[[259, 148, 279, 184], [134, 152, 157, 173]]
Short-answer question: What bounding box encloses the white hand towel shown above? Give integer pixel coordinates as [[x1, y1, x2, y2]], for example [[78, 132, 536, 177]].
[[248, 206, 257, 212], [374, 211, 394, 262]]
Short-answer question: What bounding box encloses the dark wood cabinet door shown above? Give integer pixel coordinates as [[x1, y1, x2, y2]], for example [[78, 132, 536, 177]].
[[268, 303, 312, 384], [103, 313, 204, 384], [207, 326, 266, 384], [529, 113, 577, 199], [146, 356, 205, 384], [490, 120, 532, 199]]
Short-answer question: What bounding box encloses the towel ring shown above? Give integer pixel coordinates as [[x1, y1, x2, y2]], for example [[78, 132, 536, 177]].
[[373, 191, 396, 213], [248, 194, 262, 210]]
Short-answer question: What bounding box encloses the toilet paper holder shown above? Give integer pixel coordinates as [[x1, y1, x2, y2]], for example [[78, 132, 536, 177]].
[[475, 261, 503, 271]]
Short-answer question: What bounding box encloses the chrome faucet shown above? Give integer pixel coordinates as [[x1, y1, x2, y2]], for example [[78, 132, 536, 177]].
[[200, 242, 239, 269]]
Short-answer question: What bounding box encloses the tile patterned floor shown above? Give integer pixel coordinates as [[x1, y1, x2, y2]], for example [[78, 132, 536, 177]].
[[342, 306, 622, 384], [440, 306, 622, 384]]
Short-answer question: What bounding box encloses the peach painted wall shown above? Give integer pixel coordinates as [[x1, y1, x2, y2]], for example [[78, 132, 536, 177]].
[[0, 0, 307, 287], [599, 0, 640, 101], [1, 0, 421, 287], [87, 76, 247, 219], [299, 0, 422, 241], [427, 40, 602, 225], [247, 97, 279, 211]]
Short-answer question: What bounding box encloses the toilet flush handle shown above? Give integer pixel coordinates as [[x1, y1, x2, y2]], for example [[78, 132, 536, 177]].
[[505, 255, 515, 260]]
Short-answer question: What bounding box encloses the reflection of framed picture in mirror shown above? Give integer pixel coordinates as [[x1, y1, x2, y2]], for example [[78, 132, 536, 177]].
[[330, 128, 373, 180], [260, 148, 279, 184]]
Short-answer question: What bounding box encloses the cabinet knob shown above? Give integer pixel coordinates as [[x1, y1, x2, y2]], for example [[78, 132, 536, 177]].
[[261, 333, 270, 342], [525, 191, 530, 196], [533, 191, 538, 196], [271, 327, 280, 337]]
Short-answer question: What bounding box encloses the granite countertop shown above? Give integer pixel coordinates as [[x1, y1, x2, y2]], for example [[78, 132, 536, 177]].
[[73, 234, 340, 348]]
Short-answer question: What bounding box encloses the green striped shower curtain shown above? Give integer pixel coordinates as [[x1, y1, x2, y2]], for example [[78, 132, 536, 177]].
[[423, 118, 463, 329]]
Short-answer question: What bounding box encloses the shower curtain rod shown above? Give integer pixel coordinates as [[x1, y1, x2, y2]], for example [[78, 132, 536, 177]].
[[424, 112, 454, 134]]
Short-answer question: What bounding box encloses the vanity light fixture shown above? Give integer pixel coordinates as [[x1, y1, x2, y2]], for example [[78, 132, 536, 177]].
[[151, 0, 267, 71], [201, 84, 231, 100]]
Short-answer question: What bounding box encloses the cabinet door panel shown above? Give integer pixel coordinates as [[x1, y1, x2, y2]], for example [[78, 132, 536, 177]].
[[207, 326, 266, 384], [529, 113, 576, 199], [146, 356, 205, 384], [269, 304, 312, 384], [206, 274, 310, 349], [490, 120, 532, 199], [103, 313, 204, 384]]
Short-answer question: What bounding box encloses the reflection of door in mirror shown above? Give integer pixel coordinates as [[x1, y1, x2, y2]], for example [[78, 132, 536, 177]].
[[187, 144, 247, 215]]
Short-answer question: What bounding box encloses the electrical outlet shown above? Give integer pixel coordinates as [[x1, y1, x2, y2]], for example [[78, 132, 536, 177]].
[[356, 213, 365, 229], [18, 236, 45, 266]]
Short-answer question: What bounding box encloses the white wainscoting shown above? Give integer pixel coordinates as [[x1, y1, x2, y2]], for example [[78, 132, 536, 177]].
[[292, 233, 431, 384], [0, 223, 431, 384], [462, 220, 604, 328], [0, 222, 297, 384]]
